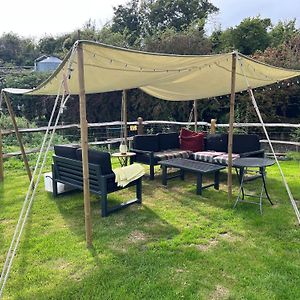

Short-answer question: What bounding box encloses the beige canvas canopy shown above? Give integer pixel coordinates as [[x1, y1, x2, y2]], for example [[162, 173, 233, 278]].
[[3, 40, 300, 99]]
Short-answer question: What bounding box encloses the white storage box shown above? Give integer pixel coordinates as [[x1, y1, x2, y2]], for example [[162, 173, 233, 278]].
[[44, 172, 76, 194]]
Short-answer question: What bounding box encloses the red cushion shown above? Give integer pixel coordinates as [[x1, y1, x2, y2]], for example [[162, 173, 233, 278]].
[[179, 129, 205, 152], [180, 128, 198, 137]]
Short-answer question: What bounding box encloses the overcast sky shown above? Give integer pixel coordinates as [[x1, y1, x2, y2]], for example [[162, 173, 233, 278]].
[[1, 0, 299, 39]]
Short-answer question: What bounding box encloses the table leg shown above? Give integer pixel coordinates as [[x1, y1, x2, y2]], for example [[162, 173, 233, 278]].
[[196, 174, 203, 195], [118, 157, 127, 167], [180, 169, 185, 181], [259, 180, 264, 214], [260, 167, 273, 205], [214, 170, 220, 190], [234, 168, 245, 208], [162, 165, 167, 186]]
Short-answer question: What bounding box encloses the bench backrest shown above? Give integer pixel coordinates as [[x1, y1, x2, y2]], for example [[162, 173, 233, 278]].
[[53, 155, 102, 194]]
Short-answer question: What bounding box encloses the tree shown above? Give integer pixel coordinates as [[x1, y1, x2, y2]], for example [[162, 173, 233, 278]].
[[110, 0, 218, 47], [144, 24, 212, 54], [231, 17, 272, 55], [269, 19, 299, 47], [111, 0, 144, 47], [0, 33, 38, 66], [211, 17, 272, 55], [147, 0, 218, 33]]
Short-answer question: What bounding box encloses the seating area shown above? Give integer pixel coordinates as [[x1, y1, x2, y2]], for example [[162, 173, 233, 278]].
[[50, 130, 268, 218], [131, 130, 264, 179]]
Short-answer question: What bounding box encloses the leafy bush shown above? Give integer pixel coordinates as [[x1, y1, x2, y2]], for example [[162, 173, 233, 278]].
[[290, 128, 300, 142], [0, 114, 69, 149], [286, 151, 300, 161]]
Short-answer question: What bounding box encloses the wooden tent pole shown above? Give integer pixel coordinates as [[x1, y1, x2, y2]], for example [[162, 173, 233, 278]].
[[122, 90, 128, 147], [0, 128, 3, 181], [227, 52, 237, 198], [3, 93, 32, 183], [194, 100, 198, 131], [77, 41, 92, 247]]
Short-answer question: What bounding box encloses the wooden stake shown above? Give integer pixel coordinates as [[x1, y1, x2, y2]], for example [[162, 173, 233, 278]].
[[3, 93, 32, 183], [137, 117, 143, 135], [210, 119, 217, 134], [194, 100, 198, 131], [122, 90, 128, 146], [227, 52, 237, 199], [77, 41, 92, 247], [0, 128, 3, 181]]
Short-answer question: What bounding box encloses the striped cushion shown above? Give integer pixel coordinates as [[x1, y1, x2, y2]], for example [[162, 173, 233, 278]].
[[154, 149, 192, 161], [213, 153, 240, 165], [192, 151, 226, 163]]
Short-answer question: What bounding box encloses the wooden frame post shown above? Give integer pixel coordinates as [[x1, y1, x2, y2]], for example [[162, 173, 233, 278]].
[[210, 119, 217, 134], [227, 52, 237, 198], [122, 90, 128, 147], [0, 128, 3, 181], [194, 100, 198, 131], [77, 41, 92, 247], [137, 117, 143, 135], [3, 92, 32, 183]]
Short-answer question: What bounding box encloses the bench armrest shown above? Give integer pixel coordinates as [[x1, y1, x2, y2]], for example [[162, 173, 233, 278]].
[[240, 149, 265, 158], [101, 173, 115, 180], [130, 148, 154, 156]]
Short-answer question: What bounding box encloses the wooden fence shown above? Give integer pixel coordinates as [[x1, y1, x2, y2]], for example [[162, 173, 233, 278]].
[[0, 118, 299, 159]]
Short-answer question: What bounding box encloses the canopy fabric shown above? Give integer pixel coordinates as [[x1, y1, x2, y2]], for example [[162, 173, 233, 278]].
[[3, 40, 300, 100]]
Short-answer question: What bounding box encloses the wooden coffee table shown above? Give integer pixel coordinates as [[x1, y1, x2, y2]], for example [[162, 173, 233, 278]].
[[159, 158, 225, 195]]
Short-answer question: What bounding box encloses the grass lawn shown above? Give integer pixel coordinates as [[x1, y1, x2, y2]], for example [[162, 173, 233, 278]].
[[0, 156, 300, 299]]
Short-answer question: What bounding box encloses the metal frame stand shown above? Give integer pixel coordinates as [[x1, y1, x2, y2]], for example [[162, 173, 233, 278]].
[[234, 166, 273, 214]]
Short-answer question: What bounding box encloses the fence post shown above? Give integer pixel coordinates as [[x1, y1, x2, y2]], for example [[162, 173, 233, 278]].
[[210, 119, 217, 134], [137, 117, 143, 135], [0, 129, 3, 181]]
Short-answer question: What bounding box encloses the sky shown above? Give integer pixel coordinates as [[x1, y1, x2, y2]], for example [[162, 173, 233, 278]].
[[1, 0, 300, 39]]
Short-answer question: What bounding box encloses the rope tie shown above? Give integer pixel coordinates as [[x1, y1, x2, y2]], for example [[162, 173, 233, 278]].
[[237, 53, 300, 224], [0, 49, 76, 298]]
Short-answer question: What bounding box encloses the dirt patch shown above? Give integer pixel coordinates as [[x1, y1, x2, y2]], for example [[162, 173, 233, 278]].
[[209, 285, 229, 300], [219, 232, 236, 242], [194, 239, 218, 251], [219, 231, 241, 242], [128, 230, 147, 243]]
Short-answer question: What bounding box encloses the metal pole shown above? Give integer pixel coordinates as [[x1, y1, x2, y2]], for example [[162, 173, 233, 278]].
[[227, 52, 237, 199], [77, 40, 92, 247], [3, 93, 32, 183]]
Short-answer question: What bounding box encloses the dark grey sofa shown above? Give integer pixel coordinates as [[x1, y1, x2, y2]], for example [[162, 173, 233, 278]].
[[131, 132, 264, 179], [52, 145, 142, 217], [192, 133, 264, 164], [131, 132, 192, 180]]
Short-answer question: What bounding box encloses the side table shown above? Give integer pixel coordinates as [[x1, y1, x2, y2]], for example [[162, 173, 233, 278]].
[[233, 157, 275, 213], [111, 152, 136, 167]]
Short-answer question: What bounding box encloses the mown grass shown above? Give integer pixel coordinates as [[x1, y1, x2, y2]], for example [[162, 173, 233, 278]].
[[0, 155, 300, 299]]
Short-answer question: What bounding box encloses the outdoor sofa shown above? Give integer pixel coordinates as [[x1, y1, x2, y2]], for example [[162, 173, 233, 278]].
[[192, 133, 264, 165], [131, 132, 193, 180], [52, 145, 142, 217], [131, 132, 264, 179]]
